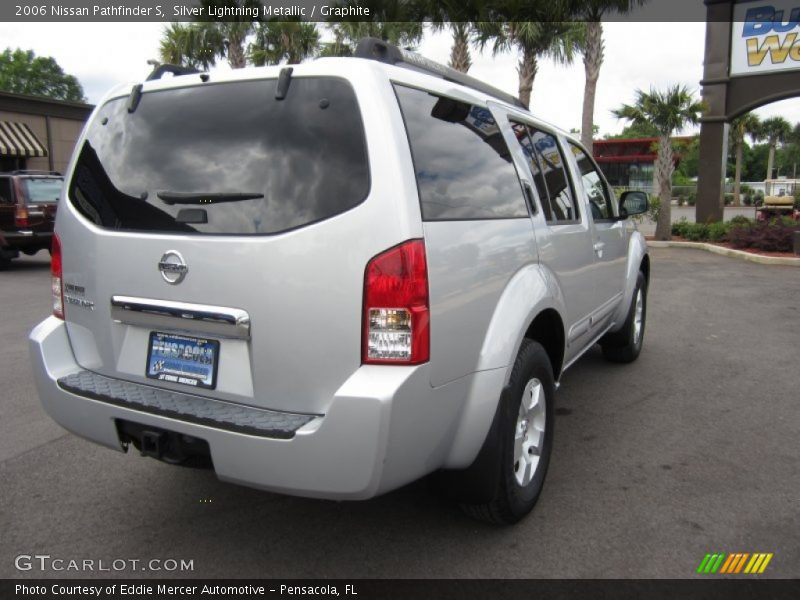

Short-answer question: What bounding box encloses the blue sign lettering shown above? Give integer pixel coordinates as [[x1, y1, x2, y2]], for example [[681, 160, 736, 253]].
[[743, 5, 800, 36]]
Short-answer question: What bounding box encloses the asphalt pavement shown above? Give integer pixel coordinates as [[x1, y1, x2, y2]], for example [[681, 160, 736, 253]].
[[1, 248, 798, 579]]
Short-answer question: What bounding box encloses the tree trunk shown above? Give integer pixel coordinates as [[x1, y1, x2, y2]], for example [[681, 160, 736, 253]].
[[581, 21, 603, 153], [766, 143, 776, 183], [734, 139, 743, 206], [518, 47, 537, 109], [654, 134, 674, 240], [227, 33, 247, 69], [449, 23, 471, 73]]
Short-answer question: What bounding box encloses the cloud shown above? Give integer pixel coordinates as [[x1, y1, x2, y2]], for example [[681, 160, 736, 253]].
[[2, 21, 798, 138]]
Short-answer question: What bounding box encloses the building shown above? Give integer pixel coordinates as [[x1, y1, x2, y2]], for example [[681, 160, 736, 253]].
[[593, 137, 694, 190], [0, 90, 93, 174]]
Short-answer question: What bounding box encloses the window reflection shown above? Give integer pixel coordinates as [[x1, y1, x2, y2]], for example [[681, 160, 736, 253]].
[[570, 143, 615, 220], [509, 121, 580, 224], [69, 78, 370, 235], [395, 85, 527, 221]]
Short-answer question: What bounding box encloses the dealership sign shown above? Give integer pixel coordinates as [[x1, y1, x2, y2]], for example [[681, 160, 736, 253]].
[[731, 0, 800, 75]]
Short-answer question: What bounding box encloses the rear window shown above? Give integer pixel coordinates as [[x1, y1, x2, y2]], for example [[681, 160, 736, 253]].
[[393, 84, 527, 221], [23, 178, 63, 204], [69, 77, 370, 235]]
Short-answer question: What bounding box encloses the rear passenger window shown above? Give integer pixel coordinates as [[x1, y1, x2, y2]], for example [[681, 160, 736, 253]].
[[511, 123, 552, 221], [569, 142, 615, 220], [394, 85, 528, 220], [510, 122, 580, 224]]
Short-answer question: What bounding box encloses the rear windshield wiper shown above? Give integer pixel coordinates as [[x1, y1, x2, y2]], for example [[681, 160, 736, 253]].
[[156, 191, 264, 205]]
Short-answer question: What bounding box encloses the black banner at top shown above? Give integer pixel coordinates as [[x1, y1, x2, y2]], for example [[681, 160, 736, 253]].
[[1, 0, 715, 23]]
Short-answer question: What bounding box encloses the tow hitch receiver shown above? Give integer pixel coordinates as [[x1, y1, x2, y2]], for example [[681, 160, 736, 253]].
[[141, 430, 165, 459], [116, 420, 212, 469]]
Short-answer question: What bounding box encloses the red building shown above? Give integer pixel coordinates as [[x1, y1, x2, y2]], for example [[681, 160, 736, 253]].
[[593, 137, 693, 189]]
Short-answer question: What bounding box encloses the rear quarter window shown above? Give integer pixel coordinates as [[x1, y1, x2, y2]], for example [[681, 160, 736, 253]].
[[68, 77, 370, 235], [393, 84, 528, 221]]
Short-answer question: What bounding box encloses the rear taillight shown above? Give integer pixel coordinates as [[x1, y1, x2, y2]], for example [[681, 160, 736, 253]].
[[51, 234, 64, 319], [362, 239, 429, 365], [15, 205, 29, 227]]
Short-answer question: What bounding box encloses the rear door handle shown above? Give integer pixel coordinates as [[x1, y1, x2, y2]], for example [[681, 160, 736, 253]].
[[593, 242, 605, 257], [522, 183, 537, 215]]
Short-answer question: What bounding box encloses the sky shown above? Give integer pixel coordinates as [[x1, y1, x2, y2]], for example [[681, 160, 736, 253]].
[[1, 20, 799, 138]]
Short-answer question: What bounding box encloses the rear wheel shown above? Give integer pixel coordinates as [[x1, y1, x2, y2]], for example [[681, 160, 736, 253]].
[[0, 249, 13, 270], [460, 340, 555, 525], [601, 271, 647, 363]]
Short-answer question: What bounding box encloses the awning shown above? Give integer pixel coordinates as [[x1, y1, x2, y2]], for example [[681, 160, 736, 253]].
[[0, 121, 48, 157]]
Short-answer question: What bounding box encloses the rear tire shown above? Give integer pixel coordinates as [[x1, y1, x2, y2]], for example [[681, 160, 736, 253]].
[[601, 271, 647, 363], [0, 249, 13, 270], [459, 340, 555, 525]]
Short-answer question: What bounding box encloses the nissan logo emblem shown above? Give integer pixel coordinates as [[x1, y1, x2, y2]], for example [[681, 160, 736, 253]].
[[158, 250, 188, 284]]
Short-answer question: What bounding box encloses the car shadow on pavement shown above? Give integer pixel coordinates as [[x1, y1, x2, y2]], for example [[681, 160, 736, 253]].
[[1, 252, 51, 271]]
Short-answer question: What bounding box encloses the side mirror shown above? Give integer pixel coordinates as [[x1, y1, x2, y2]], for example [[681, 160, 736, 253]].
[[619, 190, 649, 218]]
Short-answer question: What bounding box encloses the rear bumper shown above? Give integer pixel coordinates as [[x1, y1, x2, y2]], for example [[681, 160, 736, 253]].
[[1, 229, 52, 251], [29, 316, 471, 500]]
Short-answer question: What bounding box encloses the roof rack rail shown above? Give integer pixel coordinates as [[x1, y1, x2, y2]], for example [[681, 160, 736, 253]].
[[10, 170, 62, 176], [146, 64, 202, 81], [354, 37, 527, 110]]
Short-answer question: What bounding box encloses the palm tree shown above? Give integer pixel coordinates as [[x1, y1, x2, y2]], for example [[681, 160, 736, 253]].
[[475, 21, 585, 108], [613, 85, 704, 240], [320, 22, 424, 57], [448, 23, 472, 72], [158, 1, 263, 69], [159, 23, 222, 70], [429, 21, 472, 73], [250, 21, 320, 66], [573, 1, 646, 152], [158, 21, 249, 69], [759, 116, 792, 182], [730, 112, 760, 206]]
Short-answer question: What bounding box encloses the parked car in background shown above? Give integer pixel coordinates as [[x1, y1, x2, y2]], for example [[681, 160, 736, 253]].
[[0, 170, 62, 268]]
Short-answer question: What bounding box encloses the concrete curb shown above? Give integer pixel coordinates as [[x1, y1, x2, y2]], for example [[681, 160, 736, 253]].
[[647, 240, 800, 267]]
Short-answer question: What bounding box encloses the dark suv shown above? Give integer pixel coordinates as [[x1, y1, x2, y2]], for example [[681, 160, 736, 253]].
[[0, 171, 62, 268]]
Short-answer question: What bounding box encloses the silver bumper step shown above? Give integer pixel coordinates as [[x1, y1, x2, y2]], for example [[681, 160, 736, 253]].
[[57, 370, 317, 439]]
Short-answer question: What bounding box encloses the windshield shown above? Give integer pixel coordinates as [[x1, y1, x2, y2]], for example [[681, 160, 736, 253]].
[[68, 77, 370, 235], [23, 178, 63, 204]]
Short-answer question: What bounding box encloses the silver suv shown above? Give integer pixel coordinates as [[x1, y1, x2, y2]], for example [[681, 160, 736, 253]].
[[29, 39, 649, 524]]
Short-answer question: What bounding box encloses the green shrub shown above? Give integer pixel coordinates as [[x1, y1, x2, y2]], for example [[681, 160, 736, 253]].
[[683, 223, 710, 241], [706, 221, 730, 242], [649, 195, 661, 221], [672, 220, 732, 242], [724, 193, 734, 206], [729, 215, 752, 227], [671, 218, 691, 237]]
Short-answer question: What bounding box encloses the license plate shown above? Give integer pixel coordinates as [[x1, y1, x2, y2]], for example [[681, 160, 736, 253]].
[[146, 332, 219, 389]]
